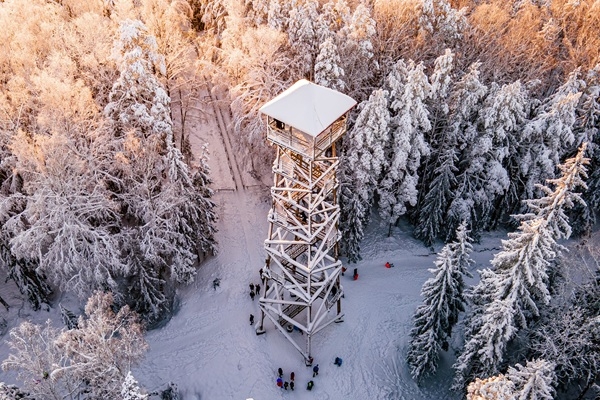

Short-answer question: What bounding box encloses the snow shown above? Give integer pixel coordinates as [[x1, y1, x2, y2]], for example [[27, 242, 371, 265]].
[[259, 79, 357, 137], [0, 92, 509, 400]]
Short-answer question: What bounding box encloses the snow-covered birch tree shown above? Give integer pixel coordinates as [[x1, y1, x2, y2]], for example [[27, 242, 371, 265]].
[[407, 221, 474, 381], [2, 292, 147, 400]]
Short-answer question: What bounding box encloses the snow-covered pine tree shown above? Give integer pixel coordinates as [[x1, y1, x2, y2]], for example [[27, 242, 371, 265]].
[[506, 359, 556, 400], [121, 371, 148, 400], [480, 80, 531, 226], [519, 69, 584, 204], [453, 144, 590, 390], [570, 64, 600, 235], [442, 62, 489, 238], [414, 148, 457, 246], [378, 60, 431, 236], [339, 89, 390, 263], [314, 37, 345, 92], [287, 0, 321, 79], [337, 3, 376, 99], [413, 49, 455, 245], [105, 20, 217, 324], [407, 221, 474, 381]]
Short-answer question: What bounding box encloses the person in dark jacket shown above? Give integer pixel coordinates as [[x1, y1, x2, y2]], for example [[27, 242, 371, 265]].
[[250, 290, 255, 301], [312, 364, 319, 377], [278, 367, 283, 377], [334, 357, 342, 366], [284, 382, 289, 390], [290, 372, 295, 381], [290, 381, 295, 391], [307, 380, 314, 390], [249, 314, 254, 325]]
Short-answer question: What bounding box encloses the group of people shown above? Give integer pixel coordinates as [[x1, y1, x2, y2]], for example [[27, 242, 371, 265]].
[[249, 282, 261, 301], [276, 368, 295, 391]]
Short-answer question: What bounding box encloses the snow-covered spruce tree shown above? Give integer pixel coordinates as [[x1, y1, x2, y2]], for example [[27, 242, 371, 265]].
[[481, 80, 531, 225], [314, 37, 345, 92], [414, 148, 457, 246], [2, 292, 147, 400], [378, 59, 431, 236], [443, 62, 488, 238], [339, 89, 390, 263], [318, 0, 351, 37], [518, 69, 584, 205], [506, 359, 556, 400], [337, 3, 376, 99], [121, 371, 148, 400], [105, 20, 217, 324], [452, 144, 590, 390], [570, 63, 600, 236], [413, 49, 455, 246], [286, 0, 321, 79], [407, 221, 473, 381]]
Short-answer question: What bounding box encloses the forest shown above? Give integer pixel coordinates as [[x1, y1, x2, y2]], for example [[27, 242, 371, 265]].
[[0, 0, 599, 398]]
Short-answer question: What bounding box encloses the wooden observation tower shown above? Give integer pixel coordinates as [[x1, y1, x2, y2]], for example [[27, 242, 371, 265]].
[[256, 79, 356, 364]]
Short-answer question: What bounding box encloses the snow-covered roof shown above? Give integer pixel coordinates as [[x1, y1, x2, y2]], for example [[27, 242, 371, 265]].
[[259, 79, 357, 137]]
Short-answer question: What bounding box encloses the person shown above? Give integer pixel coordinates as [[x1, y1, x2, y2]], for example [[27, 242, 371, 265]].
[[312, 364, 319, 377], [290, 372, 295, 381], [250, 290, 255, 301], [331, 285, 337, 297], [353, 268, 358, 280], [290, 381, 295, 391], [385, 261, 391, 268], [249, 283, 255, 292], [307, 380, 314, 391], [284, 382, 289, 390], [249, 314, 254, 325], [259, 268, 263, 280], [334, 357, 343, 367], [307, 356, 314, 365], [212, 278, 220, 290], [255, 284, 261, 294], [278, 368, 283, 378], [277, 377, 283, 388]]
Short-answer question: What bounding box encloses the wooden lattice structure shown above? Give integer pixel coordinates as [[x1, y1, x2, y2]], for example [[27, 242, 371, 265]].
[[256, 80, 356, 364]]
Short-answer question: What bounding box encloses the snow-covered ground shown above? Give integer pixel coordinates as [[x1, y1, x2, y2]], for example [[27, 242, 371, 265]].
[[0, 89, 506, 399]]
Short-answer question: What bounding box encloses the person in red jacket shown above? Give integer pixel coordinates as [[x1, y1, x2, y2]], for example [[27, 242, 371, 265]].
[[276, 377, 283, 388], [353, 268, 358, 280]]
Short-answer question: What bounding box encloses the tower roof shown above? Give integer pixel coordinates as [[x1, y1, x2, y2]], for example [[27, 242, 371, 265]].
[[259, 79, 357, 137]]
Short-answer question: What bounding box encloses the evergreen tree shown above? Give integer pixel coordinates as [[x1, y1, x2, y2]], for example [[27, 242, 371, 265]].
[[106, 20, 217, 324], [506, 359, 556, 400], [453, 144, 590, 389], [314, 37, 345, 92], [414, 148, 458, 246], [407, 221, 474, 381], [519, 69, 584, 203], [378, 60, 432, 235], [443, 62, 488, 237], [121, 371, 148, 400], [339, 89, 390, 262]]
